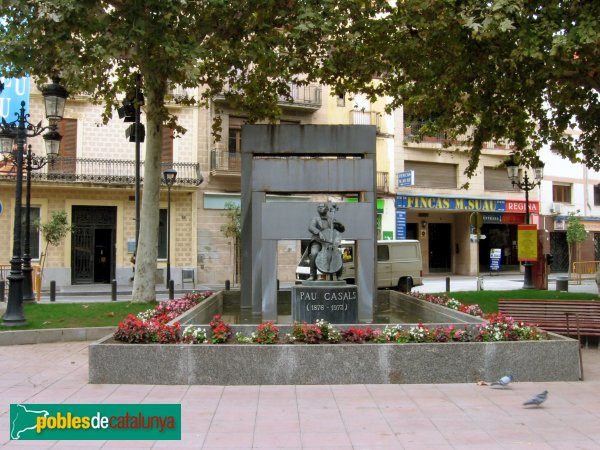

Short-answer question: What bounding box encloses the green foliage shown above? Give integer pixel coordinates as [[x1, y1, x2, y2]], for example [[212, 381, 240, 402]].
[[319, 0, 600, 176], [41, 210, 71, 247], [0, 302, 155, 331], [442, 290, 599, 314], [220, 202, 241, 240], [566, 211, 588, 245], [39, 209, 72, 277]]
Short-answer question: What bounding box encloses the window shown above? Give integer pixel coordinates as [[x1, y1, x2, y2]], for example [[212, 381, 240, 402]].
[[484, 167, 514, 191], [594, 185, 600, 206], [162, 126, 173, 164], [336, 93, 345, 107], [227, 117, 245, 171], [20, 207, 40, 259], [377, 245, 389, 262], [404, 161, 457, 189], [158, 209, 167, 259], [553, 183, 571, 203], [51, 118, 77, 175]]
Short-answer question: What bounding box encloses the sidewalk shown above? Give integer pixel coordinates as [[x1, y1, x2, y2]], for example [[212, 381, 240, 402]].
[[0, 341, 599, 449]]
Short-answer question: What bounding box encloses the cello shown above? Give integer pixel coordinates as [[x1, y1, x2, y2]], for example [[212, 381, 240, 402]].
[[315, 204, 343, 277]]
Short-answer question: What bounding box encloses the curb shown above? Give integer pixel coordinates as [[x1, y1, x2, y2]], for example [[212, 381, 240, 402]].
[[0, 326, 114, 346]]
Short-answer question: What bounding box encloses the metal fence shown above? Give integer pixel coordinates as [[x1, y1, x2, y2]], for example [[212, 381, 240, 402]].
[[0, 157, 203, 186]]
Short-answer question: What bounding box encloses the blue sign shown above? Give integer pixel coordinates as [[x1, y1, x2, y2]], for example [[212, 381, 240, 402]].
[[0, 200, 3, 216], [397, 170, 415, 187], [395, 209, 407, 240], [1, 76, 30, 122], [396, 194, 505, 212], [482, 213, 502, 223], [490, 248, 502, 273]]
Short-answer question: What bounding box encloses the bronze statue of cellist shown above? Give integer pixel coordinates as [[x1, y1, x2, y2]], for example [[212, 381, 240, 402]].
[[308, 203, 345, 281]]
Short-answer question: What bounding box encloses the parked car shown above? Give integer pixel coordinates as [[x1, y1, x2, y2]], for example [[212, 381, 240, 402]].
[[296, 239, 423, 292]]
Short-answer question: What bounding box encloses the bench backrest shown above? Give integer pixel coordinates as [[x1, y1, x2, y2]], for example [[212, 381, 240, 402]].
[[498, 299, 600, 335]]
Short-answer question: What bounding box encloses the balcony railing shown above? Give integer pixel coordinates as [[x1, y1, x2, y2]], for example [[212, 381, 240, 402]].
[[210, 149, 241, 174], [215, 82, 322, 111], [350, 110, 382, 133], [0, 157, 203, 186], [403, 121, 508, 150], [376, 171, 390, 194]]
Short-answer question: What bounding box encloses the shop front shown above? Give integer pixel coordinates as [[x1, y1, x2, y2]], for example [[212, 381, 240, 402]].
[[395, 194, 539, 275]]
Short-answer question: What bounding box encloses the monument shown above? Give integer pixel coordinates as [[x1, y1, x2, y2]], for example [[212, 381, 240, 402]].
[[292, 203, 358, 323], [240, 124, 377, 322]]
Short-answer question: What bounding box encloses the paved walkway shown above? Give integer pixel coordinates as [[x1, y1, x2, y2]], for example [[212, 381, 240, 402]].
[[0, 341, 599, 449], [1, 275, 599, 448]]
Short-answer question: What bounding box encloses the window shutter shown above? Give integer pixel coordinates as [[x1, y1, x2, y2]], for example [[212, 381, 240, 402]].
[[404, 161, 457, 188], [162, 127, 173, 164], [484, 167, 514, 191], [51, 118, 77, 174]]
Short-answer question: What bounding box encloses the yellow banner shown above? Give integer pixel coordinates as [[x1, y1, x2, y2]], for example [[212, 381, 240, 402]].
[[517, 225, 537, 262]]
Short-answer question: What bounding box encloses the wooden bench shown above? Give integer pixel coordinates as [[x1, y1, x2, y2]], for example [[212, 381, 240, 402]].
[[498, 299, 600, 339]]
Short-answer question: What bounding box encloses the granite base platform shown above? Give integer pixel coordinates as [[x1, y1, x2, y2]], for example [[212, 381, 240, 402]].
[[89, 290, 581, 385]]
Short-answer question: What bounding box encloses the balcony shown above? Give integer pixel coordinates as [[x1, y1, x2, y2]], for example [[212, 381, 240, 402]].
[[376, 171, 392, 195], [403, 121, 508, 150], [0, 157, 203, 186], [214, 82, 322, 113], [210, 149, 241, 176], [350, 110, 382, 134]]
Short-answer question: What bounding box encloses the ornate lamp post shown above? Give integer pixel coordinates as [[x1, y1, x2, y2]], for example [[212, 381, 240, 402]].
[[506, 156, 545, 289], [163, 169, 177, 290], [0, 78, 67, 325], [21, 144, 59, 302]]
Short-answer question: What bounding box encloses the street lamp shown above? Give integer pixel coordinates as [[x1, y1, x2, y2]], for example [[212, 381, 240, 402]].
[[118, 74, 144, 256], [0, 77, 67, 325], [21, 144, 58, 302], [506, 156, 545, 289], [163, 168, 177, 290]]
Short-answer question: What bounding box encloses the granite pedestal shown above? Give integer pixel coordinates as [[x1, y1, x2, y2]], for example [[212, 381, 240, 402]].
[[291, 281, 358, 323]]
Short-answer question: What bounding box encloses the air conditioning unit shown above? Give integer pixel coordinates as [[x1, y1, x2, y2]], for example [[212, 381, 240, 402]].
[[550, 202, 562, 214]]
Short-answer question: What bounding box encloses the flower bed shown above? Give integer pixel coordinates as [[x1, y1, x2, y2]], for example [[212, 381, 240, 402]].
[[91, 291, 581, 385], [113, 292, 546, 345]]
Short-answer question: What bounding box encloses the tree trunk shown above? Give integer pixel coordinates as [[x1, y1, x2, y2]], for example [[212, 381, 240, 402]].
[[131, 77, 165, 302]]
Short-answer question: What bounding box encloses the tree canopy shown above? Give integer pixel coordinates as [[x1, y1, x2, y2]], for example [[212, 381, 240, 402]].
[[361, 0, 599, 177], [1, 0, 598, 298]]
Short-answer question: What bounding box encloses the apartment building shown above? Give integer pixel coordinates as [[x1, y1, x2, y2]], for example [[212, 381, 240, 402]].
[[538, 142, 600, 272], [395, 109, 540, 276], [0, 78, 395, 288]]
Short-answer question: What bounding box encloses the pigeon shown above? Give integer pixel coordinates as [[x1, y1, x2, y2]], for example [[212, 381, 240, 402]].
[[491, 373, 513, 388], [523, 390, 548, 407]]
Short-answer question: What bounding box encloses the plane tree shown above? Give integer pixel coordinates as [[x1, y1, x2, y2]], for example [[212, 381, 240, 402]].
[[2, 0, 598, 300], [0, 0, 383, 302], [320, 0, 599, 179]]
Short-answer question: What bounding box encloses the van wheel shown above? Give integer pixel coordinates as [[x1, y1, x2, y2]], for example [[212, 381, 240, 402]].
[[398, 277, 412, 293]]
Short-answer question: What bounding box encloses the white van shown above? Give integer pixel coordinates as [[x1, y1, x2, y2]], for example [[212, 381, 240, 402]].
[[296, 240, 423, 292]]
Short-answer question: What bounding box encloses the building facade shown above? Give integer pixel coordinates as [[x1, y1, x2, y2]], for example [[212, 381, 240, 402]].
[[395, 109, 540, 276], [538, 141, 600, 273], [0, 79, 396, 288]]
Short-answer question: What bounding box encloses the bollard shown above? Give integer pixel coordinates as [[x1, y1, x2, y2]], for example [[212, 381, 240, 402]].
[[445, 276, 450, 293], [0, 280, 5, 302], [169, 279, 175, 299], [111, 279, 117, 301], [50, 281, 56, 302], [477, 277, 484, 291], [225, 279, 231, 291]]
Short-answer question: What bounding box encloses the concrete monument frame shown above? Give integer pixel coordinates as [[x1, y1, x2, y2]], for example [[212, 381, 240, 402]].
[[240, 124, 377, 322]]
